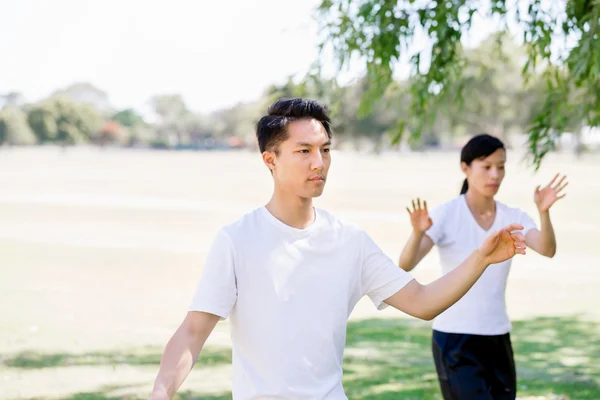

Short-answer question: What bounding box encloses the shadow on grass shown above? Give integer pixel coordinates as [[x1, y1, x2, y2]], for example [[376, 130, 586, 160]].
[[24, 384, 233, 400], [342, 316, 600, 400], [17, 385, 231, 400], [62, 390, 233, 400], [511, 316, 600, 399], [5, 316, 598, 399], [343, 318, 441, 400], [1, 346, 231, 369]]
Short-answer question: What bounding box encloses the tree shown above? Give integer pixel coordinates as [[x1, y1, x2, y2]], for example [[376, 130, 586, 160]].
[[53, 82, 112, 113], [0, 92, 26, 108], [0, 107, 37, 145], [211, 102, 258, 140], [112, 108, 145, 128], [316, 0, 600, 168], [149, 94, 191, 147], [26, 96, 104, 145], [149, 95, 188, 121], [437, 32, 540, 144]]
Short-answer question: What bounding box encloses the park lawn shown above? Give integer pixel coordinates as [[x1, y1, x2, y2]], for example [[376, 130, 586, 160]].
[[2, 316, 597, 399]]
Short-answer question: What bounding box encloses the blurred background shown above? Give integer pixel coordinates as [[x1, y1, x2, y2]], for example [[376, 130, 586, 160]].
[[1, 1, 598, 399]]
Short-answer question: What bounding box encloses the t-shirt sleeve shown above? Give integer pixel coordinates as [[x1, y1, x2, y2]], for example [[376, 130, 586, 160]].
[[518, 209, 538, 236], [188, 229, 237, 319], [424, 203, 447, 245], [360, 231, 415, 311]]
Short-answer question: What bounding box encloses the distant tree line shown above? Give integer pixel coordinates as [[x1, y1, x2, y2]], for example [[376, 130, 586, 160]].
[[0, 33, 595, 156]]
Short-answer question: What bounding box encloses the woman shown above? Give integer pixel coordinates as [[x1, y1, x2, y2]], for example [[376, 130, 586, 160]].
[[398, 134, 567, 399]]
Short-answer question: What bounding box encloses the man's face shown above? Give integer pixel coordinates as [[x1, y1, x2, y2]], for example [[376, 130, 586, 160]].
[[263, 118, 331, 199]]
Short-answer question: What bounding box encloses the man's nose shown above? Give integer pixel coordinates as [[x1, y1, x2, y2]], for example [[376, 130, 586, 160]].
[[311, 152, 324, 170]]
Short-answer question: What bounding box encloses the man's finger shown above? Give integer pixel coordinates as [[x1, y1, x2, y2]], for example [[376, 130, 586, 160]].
[[510, 232, 525, 242], [424, 200, 428, 212], [411, 199, 416, 212], [502, 223, 524, 232], [514, 246, 526, 255], [513, 242, 526, 249], [488, 229, 502, 241], [417, 198, 422, 210]]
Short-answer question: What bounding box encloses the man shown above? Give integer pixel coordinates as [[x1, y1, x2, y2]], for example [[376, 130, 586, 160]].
[[148, 98, 526, 399]]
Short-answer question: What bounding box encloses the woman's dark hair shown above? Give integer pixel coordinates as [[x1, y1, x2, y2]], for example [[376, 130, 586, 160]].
[[255, 98, 332, 153], [460, 134, 505, 194]]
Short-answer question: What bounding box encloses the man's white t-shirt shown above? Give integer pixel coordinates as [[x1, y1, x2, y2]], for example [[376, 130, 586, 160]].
[[425, 194, 538, 335], [189, 206, 414, 399]]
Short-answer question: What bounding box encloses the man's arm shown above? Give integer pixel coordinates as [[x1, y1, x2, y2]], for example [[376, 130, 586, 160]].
[[386, 250, 487, 320], [149, 311, 220, 399], [385, 223, 526, 321]]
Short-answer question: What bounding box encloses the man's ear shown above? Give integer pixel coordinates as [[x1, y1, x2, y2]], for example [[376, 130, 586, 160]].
[[460, 161, 468, 175], [262, 150, 276, 173]]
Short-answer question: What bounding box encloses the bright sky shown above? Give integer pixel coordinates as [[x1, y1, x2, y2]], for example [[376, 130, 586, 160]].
[[0, 0, 335, 114], [1, 0, 532, 115]]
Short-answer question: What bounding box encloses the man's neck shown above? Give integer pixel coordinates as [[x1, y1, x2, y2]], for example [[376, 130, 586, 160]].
[[465, 190, 495, 215], [266, 190, 315, 230]]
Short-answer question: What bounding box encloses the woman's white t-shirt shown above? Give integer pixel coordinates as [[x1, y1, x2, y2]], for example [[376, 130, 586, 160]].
[[425, 194, 538, 335]]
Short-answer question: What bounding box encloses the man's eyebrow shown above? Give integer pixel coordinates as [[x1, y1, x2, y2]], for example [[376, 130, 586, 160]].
[[295, 141, 332, 147]]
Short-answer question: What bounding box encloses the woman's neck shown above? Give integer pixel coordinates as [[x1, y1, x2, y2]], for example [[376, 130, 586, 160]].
[[464, 189, 495, 215]]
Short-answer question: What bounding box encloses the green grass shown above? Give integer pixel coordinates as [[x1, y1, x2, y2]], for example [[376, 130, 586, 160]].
[[4, 316, 598, 399], [2, 346, 231, 369], [341, 316, 600, 400], [23, 386, 233, 400]]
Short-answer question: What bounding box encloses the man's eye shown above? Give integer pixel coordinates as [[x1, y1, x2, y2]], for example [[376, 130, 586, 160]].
[[322, 148, 331, 153]]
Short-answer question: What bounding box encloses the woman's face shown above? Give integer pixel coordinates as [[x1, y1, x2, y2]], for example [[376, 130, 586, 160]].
[[462, 148, 506, 197]]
